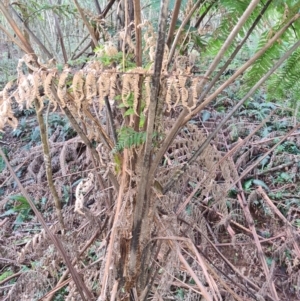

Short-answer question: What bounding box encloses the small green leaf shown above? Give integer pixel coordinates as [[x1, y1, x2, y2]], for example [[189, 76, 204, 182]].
[[9, 195, 28, 204], [124, 108, 134, 116], [252, 179, 269, 191], [243, 179, 253, 191], [0, 209, 16, 217], [0, 271, 14, 282], [201, 110, 211, 122]]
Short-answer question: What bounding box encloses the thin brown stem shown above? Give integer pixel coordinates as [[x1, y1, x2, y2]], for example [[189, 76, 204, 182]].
[[101, 0, 116, 18], [10, 4, 53, 59], [166, 0, 182, 48], [168, 0, 204, 65], [0, 2, 35, 55], [194, 0, 216, 28], [100, 149, 128, 299], [49, 0, 68, 63], [35, 99, 65, 231], [73, 0, 98, 46]]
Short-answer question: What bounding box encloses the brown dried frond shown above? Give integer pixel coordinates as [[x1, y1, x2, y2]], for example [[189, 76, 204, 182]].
[[85, 71, 97, 103], [44, 72, 58, 111], [72, 70, 85, 111], [143, 21, 156, 61], [178, 74, 189, 110], [109, 68, 118, 99], [18, 229, 48, 263], [122, 72, 133, 107], [22, 54, 39, 72], [98, 72, 110, 105], [191, 77, 200, 109], [18, 75, 31, 106], [0, 99, 18, 131], [144, 74, 151, 112], [132, 68, 144, 115], [161, 44, 169, 74], [57, 68, 70, 107], [34, 72, 47, 112], [7, 270, 49, 300], [26, 74, 41, 111], [104, 42, 118, 57], [183, 0, 195, 22], [119, 30, 135, 53], [75, 172, 94, 215], [2, 80, 15, 103], [165, 77, 173, 111]]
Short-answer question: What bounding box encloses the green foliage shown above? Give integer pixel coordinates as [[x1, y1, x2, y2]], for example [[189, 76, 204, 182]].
[[48, 113, 76, 140], [243, 29, 290, 91], [0, 195, 33, 228], [117, 93, 146, 127], [94, 45, 134, 69], [0, 153, 6, 173], [176, 288, 185, 300], [275, 141, 300, 155], [113, 127, 147, 153], [275, 171, 293, 184], [53, 287, 68, 300], [0, 270, 14, 282], [242, 1, 300, 109], [243, 178, 269, 192], [204, 0, 257, 56], [19, 1, 76, 20], [30, 126, 41, 143], [67, 56, 89, 67], [267, 47, 300, 110]]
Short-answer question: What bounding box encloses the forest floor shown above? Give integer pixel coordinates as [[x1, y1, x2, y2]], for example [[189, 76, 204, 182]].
[[0, 100, 300, 300]]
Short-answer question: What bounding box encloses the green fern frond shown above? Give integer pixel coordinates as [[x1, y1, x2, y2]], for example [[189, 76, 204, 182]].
[[204, 0, 261, 57], [112, 127, 147, 153], [266, 47, 300, 110]]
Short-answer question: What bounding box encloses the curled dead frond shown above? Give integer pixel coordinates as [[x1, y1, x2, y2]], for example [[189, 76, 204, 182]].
[[132, 68, 143, 116], [178, 75, 189, 110], [44, 72, 58, 111], [0, 100, 18, 131], [85, 71, 97, 103], [23, 54, 39, 72], [166, 76, 175, 112], [121, 67, 145, 114], [57, 68, 70, 107], [144, 75, 151, 112], [191, 77, 200, 109], [72, 70, 85, 111], [18, 75, 31, 106], [98, 72, 110, 106], [75, 172, 94, 215], [109, 68, 118, 100], [104, 42, 118, 57], [2, 81, 14, 103], [122, 72, 132, 107]]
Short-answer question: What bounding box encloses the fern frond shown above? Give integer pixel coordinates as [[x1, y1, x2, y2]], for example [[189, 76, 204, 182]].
[[44, 72, 58, 111], [85, 71, 97, 103], [267, 47, 300, 110], [72, 71, 85, 111], [112, 127, 147, 153], [57, 69, 70, 107]]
